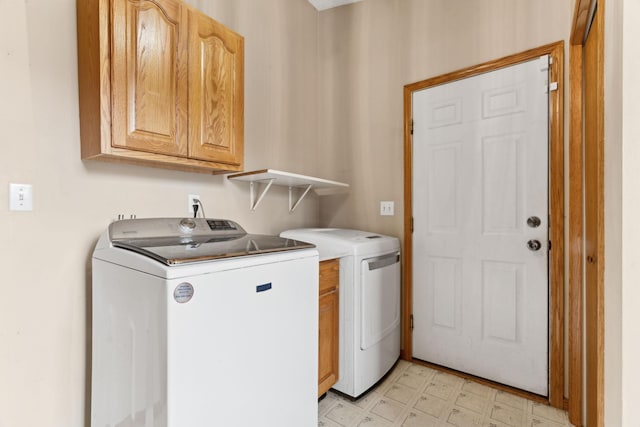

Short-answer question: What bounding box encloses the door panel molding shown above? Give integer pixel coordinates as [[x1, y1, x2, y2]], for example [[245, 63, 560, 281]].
[[403, 41, 565, 408]]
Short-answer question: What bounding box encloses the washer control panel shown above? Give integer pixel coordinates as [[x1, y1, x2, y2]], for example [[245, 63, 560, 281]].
[[110, 218, 246, 241], [207, 220, 238, 231]]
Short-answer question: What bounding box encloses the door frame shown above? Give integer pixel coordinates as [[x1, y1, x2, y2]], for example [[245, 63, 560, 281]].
[[568, 0, 604, 425], [402, 41, 565, 408]]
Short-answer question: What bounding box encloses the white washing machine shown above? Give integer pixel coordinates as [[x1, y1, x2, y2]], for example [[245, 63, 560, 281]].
[[91, 218, 319, 427], [280, 228, 401, 398]]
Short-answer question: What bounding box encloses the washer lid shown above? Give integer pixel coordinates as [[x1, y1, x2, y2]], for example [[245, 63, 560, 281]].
[[109, 218, 314, 265]]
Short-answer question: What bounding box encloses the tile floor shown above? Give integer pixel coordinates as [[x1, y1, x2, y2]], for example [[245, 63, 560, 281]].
[[318, 360, 574, 427]]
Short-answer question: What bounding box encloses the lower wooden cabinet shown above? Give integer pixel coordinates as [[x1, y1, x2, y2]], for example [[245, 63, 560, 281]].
[[318, 259, 339, 397]]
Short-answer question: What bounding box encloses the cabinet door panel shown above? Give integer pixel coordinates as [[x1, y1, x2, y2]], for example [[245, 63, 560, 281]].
[[319, 259, 339, 294], [318, 290, 339, 396], [188, 9, 243, 165], [111, 0, 188, 156]]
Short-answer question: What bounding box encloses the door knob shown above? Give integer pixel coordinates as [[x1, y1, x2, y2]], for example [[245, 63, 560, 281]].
[[527, 216, 541, 228], [527, 239, 542, 251]]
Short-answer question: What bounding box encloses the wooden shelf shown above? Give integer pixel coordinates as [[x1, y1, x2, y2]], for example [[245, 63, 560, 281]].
[[227, 169, 349, 212]]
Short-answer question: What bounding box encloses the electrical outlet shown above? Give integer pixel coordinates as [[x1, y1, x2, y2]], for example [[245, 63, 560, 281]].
[[9, 183, 33, 211], [188, 194, 200, 215], [380, 201, 394, 216]]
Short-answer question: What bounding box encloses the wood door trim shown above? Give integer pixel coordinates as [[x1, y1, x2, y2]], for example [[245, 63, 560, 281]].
[[584, 3, 605, 426], [568, 1, 604, 425], [547, 43, 565, 410], [568, 42, 584, 427], [571, 0, 597, 45], [402, 41, 565, 408]]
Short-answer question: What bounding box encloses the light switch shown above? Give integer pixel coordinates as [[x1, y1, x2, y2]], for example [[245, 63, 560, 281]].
[[380, 201, 394, 216], [9, 183, 33, 211]]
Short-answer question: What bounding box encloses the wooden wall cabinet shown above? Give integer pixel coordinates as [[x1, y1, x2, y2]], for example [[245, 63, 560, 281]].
[[318, 259, 339, 397], [77, 0, 244, 174]]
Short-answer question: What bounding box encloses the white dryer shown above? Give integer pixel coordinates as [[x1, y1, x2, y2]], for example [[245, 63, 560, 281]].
[[280, 228, 401, 398]]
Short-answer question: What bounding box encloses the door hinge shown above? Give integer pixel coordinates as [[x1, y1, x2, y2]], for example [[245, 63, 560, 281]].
[[411, 217, 414, 233], [548, 240, 552, 250], [410, 314, 414, 331], [410, 119, 414, 135]]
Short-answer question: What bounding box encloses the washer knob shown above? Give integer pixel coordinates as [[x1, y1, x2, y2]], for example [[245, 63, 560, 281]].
[[179, 218, 196, 233]]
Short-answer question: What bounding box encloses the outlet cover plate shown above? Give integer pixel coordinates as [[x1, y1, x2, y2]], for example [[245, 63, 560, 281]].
[[188, 194, 200, 215]]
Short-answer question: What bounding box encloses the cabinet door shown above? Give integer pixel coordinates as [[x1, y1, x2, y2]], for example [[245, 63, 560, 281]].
[[188, 9, 244, 166], [111, 0, 188, 156], [318, 289, 339, 397], [318, 259, 339, 396]]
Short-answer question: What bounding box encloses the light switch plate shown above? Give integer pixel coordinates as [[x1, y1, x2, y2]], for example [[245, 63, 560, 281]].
[[9, 183, 33, 211], [380, 201, 394, 216]]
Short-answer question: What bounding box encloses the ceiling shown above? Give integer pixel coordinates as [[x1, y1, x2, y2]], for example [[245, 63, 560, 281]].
[[307, 0, 362, 11]]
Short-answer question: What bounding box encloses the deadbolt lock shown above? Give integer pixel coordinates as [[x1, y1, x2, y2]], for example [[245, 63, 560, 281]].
[[527, 216, 541, 228]]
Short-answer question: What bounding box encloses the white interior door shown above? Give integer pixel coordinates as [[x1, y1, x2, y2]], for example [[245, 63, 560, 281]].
[[412, 56, 550, 395]]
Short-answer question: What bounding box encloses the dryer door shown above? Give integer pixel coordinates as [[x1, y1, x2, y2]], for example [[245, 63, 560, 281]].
[[360, 252, 401, 350]]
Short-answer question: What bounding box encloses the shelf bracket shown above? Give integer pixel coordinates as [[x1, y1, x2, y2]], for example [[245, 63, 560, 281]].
[[249, 179, 276, 211], [289, 184, 313, 213]]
